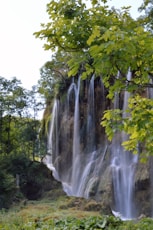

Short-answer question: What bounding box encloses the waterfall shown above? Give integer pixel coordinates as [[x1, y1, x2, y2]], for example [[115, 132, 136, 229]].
[[63, 76, 100, 198], [45, 76, 107, 199], [86, 75, 95, 153], [71, 75, 104, 198], [70, 77, 81, 195], [111, 70, 138, 220], [61, 77, 82, 196], [43, 99, 60, 181]]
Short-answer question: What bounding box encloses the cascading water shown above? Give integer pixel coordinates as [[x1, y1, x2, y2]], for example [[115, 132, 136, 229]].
[[63, 76, 102, 198], [43, 99, 60, 181], [86, 75, 95, 153], [66, 77, 81, 196], [111, 70, 138, 220], [45, 76, 107, 199]]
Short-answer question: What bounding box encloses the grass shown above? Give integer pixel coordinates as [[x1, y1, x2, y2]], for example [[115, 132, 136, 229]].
[[1, 192, 153, 229], [0, 192, 100, 229]]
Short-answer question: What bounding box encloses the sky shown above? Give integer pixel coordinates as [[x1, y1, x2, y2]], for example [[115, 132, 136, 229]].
[[0, 0, 51, 89], [0, 0, 143, 90]]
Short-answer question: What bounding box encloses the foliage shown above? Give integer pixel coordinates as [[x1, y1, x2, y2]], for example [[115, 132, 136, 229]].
[[0, 152, 53, 208], [38, 56, 72, 104], [101, 95, 153, 161], [1, 210, 153, 230], [88, 26, 153, 98], [34, 0, 153, 93], [0, 115, 41, 158], [0, 153, 21, 208], [0, 76, 48, 208], [0, 169, 16, 209], [38, 51, 70, 98], [34, 0, 95, 78], [122, 95, 153, 161], [0, 76, 27, 117], [0, 76, 45, 158]]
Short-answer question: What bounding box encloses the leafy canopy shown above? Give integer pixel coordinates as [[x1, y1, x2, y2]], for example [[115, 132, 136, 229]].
[[101, 95, 153, 162], [35, 0, 153, 92]]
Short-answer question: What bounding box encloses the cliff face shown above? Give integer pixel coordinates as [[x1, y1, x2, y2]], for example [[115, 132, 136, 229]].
[[44, 77, 152, 218]]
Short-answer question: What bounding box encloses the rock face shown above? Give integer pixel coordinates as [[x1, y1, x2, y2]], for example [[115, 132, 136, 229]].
[[135, 161, 151, 217], [45, 77, 152, 218]]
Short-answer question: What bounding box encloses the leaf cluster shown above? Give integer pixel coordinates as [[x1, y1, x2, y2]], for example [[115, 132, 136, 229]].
[[102, 95, 153, 162], [35, 1, 153, 96]]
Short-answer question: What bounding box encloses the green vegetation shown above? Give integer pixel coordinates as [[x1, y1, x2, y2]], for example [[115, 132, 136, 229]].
[[102, 95, 153, 162], [0, 195, 153, 229], [0, 76, 47, 208], [0, 76, 44, 158], [0, 153, 53, 208]]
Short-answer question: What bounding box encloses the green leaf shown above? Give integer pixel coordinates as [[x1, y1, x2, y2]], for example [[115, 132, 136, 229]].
[[87, 26, 101, 45]]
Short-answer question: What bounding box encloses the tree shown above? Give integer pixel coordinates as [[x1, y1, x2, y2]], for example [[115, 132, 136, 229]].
[[0, 76, 49, 208], [34, 0, 153, 161], [138, 0, 153, 31], [38, 51, 70, 100], [0, 77, 27, 154], [0, 76, 45, 158]]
